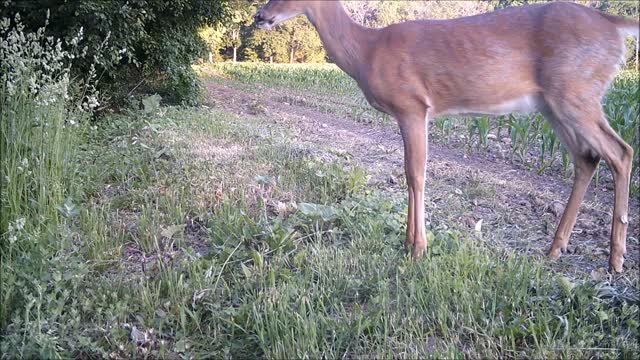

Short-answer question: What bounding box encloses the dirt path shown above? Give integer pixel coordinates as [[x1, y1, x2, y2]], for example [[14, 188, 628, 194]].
[[203, 79, 639, 276]]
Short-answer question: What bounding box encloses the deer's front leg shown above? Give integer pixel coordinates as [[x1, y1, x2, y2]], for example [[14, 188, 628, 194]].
[[399, 113, 428, 258]]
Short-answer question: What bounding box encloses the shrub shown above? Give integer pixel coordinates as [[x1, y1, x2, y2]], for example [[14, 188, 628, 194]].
[[1, 0, 230, 106]]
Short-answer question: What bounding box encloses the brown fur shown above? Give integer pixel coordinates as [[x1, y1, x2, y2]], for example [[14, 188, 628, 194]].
[[254, 0, 638, 272]]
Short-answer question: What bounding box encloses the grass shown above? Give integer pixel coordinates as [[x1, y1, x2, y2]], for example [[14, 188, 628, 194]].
[[199, 63, 390, 125], [2, 30, 639, 357], [3, 95, 639, 358]]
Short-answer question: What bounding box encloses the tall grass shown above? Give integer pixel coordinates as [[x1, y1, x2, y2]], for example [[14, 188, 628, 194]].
[[0, 15, 95, 330]]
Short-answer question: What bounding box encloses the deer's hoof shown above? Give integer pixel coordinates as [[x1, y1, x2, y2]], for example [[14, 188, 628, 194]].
[[547, 245, 566, 260], [411, 243, 426, 258], [404, 240, 413, 251], [609, 256, 624, 274]]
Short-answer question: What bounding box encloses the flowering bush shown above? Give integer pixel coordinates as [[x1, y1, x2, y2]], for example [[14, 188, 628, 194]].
[[0, 14, 97, 330]]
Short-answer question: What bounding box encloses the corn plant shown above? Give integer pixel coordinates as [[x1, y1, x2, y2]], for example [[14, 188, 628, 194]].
[[536, 120, 559, 174], [604, 71, 640, 172], [434, 116, 454, 142], [465, 116, 491, 151]]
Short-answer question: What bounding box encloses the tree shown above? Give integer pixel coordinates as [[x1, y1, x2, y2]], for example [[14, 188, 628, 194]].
[[199, 25, 226, 63], [2, 0, 231, 105], [221, 0, 255, 62], [344, 1, 494, 27], [596, 0, 639, 70], [343, 1, 380, 27], [280, 18, 325, 63], [241, 13, 324, 63], [247, 28, 290, 63]]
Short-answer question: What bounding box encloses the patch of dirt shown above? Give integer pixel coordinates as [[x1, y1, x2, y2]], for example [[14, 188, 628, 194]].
[[202, 79, 639, 277]]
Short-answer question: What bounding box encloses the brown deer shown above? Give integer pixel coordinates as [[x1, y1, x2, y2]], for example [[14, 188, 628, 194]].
[[253, 0, 639, 272]]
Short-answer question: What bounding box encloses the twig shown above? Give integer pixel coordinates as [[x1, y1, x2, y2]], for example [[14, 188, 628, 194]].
[[127, 77, 147, 97], [212, 240, 244, 293]]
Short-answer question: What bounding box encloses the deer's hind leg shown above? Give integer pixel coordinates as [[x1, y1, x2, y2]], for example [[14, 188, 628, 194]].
[[398, 110, 429, 257], [548, 152, 600, 258], [544, 100, 633, 272]]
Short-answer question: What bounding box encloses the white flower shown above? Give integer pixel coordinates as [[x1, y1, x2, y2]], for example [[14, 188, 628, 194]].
[[0, 17, 9, 31], [15, 218, 26, 231], [87, 96, 99, 109]]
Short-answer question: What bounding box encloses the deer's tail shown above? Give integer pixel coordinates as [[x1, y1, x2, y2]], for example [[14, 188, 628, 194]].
[[600, 12, 639, 38]]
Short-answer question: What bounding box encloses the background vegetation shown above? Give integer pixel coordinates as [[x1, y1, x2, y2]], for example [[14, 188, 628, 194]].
[[1, 0, 230, 105], [1, 0, 639, 358]]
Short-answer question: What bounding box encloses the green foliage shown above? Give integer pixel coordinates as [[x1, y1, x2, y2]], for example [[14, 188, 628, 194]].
[[1, 0, 230, 105], [1, 15, 92, 332], [205, 0, 325, 64], [343, 0, 495, 26]]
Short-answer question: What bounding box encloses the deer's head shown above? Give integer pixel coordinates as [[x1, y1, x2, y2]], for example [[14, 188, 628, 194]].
[[254, 0, 314, 30]]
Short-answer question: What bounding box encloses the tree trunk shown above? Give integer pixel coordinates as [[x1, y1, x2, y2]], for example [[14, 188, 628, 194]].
[[270, 56, 273, 64], [289, 48, 294, 64], [233, 47, 237, 63], [208, 51, 213, 63]]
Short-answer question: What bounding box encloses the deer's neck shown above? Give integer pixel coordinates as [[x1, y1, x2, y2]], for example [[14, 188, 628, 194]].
[[305, 3, 374, 81]]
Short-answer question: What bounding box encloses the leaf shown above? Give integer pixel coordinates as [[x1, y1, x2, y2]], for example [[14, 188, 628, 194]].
[[293, 250, 307, 268], [298, 202, 337, 222], [56, 197, 79, 218], [241, 263, 252, 279], [174, 339, 188, 353], [596, 310, 609, 322], [141, 94, 162, 114], [557, 276, 575, 296], [474, 219, 483, 234], [251, 250, 263, 268], [161, 225, 185, 240], [298, 202, 318, 216]]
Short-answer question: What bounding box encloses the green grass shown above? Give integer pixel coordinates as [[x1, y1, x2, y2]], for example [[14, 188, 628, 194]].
[[2, 32, 639, 357], [202, 62, 360, 96], [3, 98, 638, 358], [198, 63, 390, 125]]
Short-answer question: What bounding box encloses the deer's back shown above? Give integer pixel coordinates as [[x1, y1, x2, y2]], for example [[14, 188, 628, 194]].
[[364, 2, 626, 116]]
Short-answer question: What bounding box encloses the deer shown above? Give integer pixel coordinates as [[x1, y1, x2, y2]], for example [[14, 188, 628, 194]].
[[253, 0, 639, 273]]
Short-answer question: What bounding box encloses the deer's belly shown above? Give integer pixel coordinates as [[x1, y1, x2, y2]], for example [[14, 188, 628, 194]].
[[437, 94, 544, 117]]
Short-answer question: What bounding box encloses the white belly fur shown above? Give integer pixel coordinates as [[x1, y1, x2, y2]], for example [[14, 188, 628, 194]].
[[438, 94, 544, 117]]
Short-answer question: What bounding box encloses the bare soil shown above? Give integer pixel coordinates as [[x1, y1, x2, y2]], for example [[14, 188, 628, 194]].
[[202, 78, 639, 278]]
